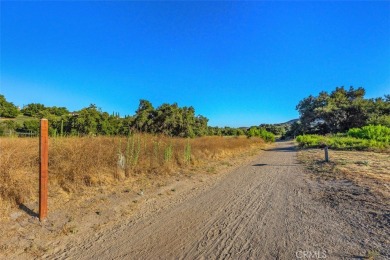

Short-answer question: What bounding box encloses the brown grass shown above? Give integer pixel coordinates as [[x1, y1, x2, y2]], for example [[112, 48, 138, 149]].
[[0, 135, 266, 213], [297, 148, 390, 198]]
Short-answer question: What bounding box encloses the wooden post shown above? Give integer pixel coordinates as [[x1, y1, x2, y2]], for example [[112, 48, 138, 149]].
[[39, 119, 48, 221], [324, 146, 329, 162]]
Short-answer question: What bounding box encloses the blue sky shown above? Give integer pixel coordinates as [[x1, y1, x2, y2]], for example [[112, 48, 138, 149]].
[[1, 1, 389, 127]]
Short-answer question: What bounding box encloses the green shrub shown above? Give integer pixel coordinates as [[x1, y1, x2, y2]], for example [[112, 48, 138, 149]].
[[259, 128, 275, 142], [296, 135, 326, 148], [17, 120, 40, 133], [347, 125, 390, 142], [246, 127, 275, 142], [296, 132, 389, 151]]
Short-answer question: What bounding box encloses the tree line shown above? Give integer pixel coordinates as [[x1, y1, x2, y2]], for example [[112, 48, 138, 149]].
[[4, 86, 383, 139], [286, 86, 390, 137], [1, 95, 274, 138], [0, 97, 208, 137]]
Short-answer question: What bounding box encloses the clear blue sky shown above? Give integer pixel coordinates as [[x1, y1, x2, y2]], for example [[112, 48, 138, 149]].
[[1, 1, 389, 127]]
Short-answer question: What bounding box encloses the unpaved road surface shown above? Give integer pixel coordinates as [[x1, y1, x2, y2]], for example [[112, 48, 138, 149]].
[[51, 142, 387, 259]]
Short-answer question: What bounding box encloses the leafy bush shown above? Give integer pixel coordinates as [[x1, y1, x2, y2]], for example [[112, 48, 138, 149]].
[[296, 132, 389, 151], [246, 127, 275, 142], [17, 120, 40, 133], [259, 128, 275, 142], [347, 125, 390, 142], [0, 120, 19, 135], [296, 135, 326, 148]]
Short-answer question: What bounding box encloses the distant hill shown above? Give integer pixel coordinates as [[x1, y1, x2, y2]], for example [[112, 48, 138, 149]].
[[238, 119, 299, 130], [277, 119, 299, 126]]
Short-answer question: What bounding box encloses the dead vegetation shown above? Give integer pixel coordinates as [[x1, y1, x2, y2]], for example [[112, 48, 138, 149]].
[[297, 148, 390, 257], [0, 135, 266, 216], [297, 148, 390, 198]]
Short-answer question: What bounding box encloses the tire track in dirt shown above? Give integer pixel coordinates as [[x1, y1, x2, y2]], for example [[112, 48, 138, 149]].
[[51, 141, 372, 259], [199, 169, 279, 259]]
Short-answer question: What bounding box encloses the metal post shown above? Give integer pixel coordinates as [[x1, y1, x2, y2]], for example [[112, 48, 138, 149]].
[[39, 119, 48, 221], [324, 146, 329, 162]]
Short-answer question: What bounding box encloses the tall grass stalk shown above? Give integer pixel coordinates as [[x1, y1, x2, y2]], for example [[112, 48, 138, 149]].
[[125, 135, 132, 176], [60, 120, 64, 137], [133, 135, 141, 167], [116, 139, 125, 179], [164, 142, 173, 164], [124, 134, 141, 169], [153, 140, 160, 166], [52, 129, 57, 138], [184, 139, 191, 165]]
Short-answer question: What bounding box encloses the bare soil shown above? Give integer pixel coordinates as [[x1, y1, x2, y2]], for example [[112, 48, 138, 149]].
[[1, 141, 388, 259]]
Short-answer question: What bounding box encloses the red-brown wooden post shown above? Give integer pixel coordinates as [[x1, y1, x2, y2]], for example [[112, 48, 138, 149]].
[[39, 119, 48, 221]]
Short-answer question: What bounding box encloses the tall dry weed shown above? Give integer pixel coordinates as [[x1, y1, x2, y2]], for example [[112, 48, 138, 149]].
[[0, 135, 265, 207], [0, 138, 38, 205]]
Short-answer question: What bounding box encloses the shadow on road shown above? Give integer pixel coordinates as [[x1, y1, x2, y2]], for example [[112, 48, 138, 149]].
[[267, 146, 296, 152], [252, 164, 300, 167]]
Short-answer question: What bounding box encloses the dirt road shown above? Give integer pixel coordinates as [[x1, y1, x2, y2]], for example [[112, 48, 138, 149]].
[[50, 141, 384, 259]]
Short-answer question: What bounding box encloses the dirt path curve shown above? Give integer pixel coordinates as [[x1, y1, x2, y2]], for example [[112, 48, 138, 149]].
[[51, 141, 367, 259]]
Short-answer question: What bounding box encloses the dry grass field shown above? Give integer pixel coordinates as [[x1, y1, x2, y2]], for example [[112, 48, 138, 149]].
[[297, 148, 390, 258], [0, 135, 266, 217], [298, 148, 390, 255], [297, 148, 390, 198]]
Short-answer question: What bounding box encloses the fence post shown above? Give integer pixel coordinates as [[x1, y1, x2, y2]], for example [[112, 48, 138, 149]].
[[324, 146, 329, 162], [39, 119, 48, 221]]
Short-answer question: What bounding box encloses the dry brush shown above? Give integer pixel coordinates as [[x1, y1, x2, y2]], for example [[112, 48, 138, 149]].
[[0, 135, 265, 210]]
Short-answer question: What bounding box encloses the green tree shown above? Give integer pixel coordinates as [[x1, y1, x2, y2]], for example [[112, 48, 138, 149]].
[[180, 106, 196, 137], [131, 100, 209, 137], [74, 104, 101, 135], [133, 100, 155, 132], [296, 95, 321, 133], [152, 103, 181, 135], [47, 106, 69, 116], [0, 94, 20, 118], [320, 86, 367, 132], [120, 116, 134, 135], [194, 115, 208, 137], [284, 121, 303, 138], [367, 97, 390, 127], [21, 103, 46, 117], [296, 86, 386, 134]]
